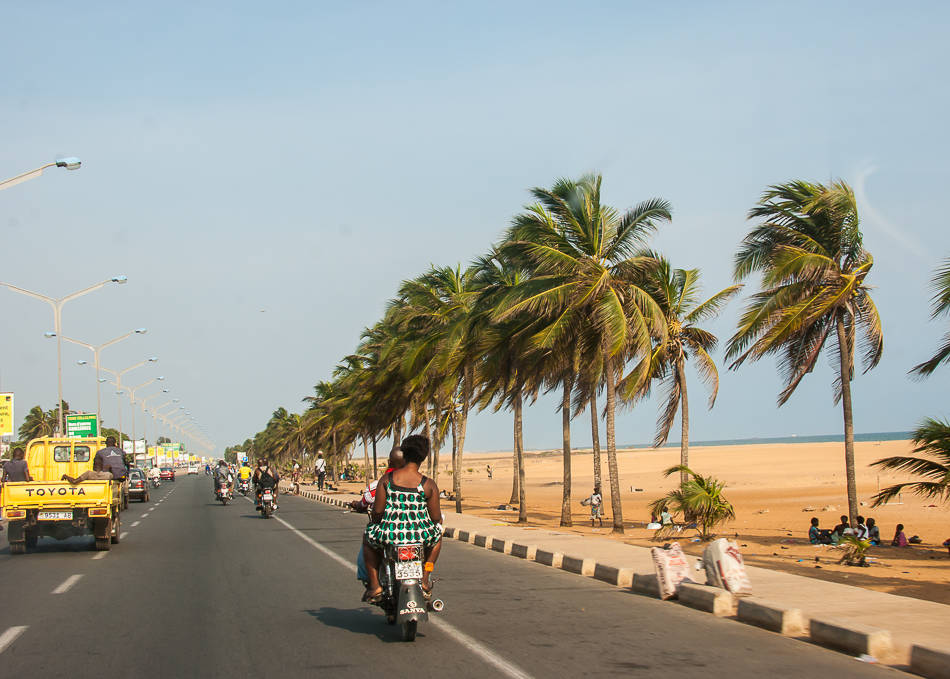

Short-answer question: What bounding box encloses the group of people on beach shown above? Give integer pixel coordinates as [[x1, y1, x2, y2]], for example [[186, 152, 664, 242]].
[[808, 515, 912, 547]]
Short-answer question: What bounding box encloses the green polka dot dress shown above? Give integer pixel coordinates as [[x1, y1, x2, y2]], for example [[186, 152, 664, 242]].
[[365, 475, 443, 549]]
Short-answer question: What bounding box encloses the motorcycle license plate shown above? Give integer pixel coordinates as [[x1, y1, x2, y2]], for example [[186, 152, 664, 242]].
[[263, 492, 272, 501], [394, 560, 423, 579], [38, 511, 73, 520]]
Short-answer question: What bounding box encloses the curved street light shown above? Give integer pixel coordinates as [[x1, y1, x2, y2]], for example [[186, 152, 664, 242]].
[[4, 277, 130, 434], [65, 328, 147, 429], [0, 157, 82, 191]]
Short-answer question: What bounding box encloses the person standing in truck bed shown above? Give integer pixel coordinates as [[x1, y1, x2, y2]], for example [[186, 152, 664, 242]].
[[2, 448, 32, 483], [93, 437, 128, 481]]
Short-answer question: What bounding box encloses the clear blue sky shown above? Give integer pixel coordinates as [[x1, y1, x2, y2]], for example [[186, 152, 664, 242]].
[[2, 2, 948, 452]]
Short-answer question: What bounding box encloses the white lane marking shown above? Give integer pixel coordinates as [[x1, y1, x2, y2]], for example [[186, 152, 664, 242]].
[[120, 532, 129, 540], [131, 521, 141, 527], [264, 501, 533, 679], [92, 551, 108, 560], [52, 574, 83, 594], [0, 626, 27, 655]]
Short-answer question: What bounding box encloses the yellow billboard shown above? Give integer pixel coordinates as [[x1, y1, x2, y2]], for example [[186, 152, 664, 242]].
[[0, 393, 13, 438]]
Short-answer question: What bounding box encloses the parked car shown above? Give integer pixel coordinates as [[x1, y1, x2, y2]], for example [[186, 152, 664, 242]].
[[187, 465, 199, 475], [159, 467, 175, 482], [128, 468, 150, 502]]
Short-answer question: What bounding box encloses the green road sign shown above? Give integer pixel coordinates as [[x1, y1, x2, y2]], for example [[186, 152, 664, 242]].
[[66, 413, 99, 438]]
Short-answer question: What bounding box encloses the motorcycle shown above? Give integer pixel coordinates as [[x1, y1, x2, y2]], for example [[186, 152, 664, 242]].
[[239, 478, 250, 496], [374, 543, 444, 641], [259, 488, 275, 518], [151, 477, 161, 489], [216, 481, 232, 505]]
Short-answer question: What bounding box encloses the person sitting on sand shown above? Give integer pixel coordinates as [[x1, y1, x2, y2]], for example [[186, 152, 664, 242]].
[[660, 507, 673, 527], [866, 518, 881, 545], [855, 516, 869, 540], [831, 515, 850, 544], [809, 517, 821, 544], [892, 523, 909, 547], [943, 538, 949, 556]]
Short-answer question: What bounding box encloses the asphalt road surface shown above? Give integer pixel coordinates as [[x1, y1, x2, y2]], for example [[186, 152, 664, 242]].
[[0, 475, 899, 678]]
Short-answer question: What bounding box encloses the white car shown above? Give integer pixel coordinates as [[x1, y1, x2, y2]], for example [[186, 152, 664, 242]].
[[187, 465, 199, 475]]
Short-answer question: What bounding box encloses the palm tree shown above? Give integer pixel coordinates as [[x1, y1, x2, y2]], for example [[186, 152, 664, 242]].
[[498, 174, 671, 533], [648, 465, 735, 540], [870, 418, 950, 506], [623, 258, 740, 483], [911, 257, 950, 377], [19, 405, 53, 440], [726, 180, 883, 526]]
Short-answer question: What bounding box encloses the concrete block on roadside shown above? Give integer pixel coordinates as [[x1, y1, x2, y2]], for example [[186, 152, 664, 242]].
[[632, 573, 659, 597], [473, 534, 492, 548], [678, 583, 734, 617], [809, 618, 891, 658], [593, 564, 634, 588], [737, 598, 804, 635], [490, 537, 505, 553], [911, 644, 950, 679], [536, 549, 563, 568], [457, 530, 471, 543], [443, 526, 456, 539], [510, 543, 537, 560], [561, 555, 595, 576]]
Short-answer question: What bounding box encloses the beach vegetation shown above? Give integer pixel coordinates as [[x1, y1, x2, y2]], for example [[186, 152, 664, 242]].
[[726, 179, 883, 528], [837, 534, 872, 566], [911, 256, 950, 377], [649, 465, 735, 540], [870, 417, 950, 506]]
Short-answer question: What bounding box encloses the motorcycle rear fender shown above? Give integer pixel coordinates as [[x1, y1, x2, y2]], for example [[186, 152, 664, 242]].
[[396, 581, 428, 623]]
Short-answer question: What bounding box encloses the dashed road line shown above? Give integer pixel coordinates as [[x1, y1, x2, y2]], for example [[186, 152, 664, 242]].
[[120, 531, 129, 540], [131, 521, 141, 527], [52, 574, 83, 594], [92, 551, 108, 560], [0, 626, 27, 655]]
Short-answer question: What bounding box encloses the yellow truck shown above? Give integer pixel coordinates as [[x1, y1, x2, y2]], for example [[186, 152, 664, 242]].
[[1, 436, 122, 554]]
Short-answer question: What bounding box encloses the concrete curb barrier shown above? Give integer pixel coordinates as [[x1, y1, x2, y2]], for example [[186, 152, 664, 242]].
[[910, 644, 950, 679], [535, 549, 563, 569], [509, 543, 537, 560], [593, 564, 634, 588], [737, 598, 804, 635], [677, 583, 735, 617], [632, 573, 659, 597], [809, 618, 891, 658], [561, 555, 596, 577]]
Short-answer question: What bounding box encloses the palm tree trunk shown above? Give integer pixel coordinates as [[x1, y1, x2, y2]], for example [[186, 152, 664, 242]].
[[508, 429, 521, 505], [424, 404, 434, 477], [431, 406, 441, 484], [590, 391, 602, 491], [451, 410, 462, 513], [393, 416, 403, 448], [372, 436, 378, 477], [604, 352, 624, 534], [560, 378, 573, 527], [453, 366, 473, 514], [362, 435, 371, 482], [677, 357, 690, 486], [836, 314, 859, 526], [514, 385, 527, 524]]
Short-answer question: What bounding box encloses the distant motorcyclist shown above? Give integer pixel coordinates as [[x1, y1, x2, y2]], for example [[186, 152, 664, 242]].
[[253, 458, 279, 510], [148, 466, 161, 486], [212, 460, 233, 497]]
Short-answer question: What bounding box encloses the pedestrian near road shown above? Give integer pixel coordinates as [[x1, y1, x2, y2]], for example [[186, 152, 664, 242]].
[[588, 486, 603, 527], [314, 453, 326, 491], [486, 464, 492, 480]]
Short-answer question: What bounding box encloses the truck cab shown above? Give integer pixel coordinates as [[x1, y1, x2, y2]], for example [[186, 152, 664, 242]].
[[1, 436, 122, 553]]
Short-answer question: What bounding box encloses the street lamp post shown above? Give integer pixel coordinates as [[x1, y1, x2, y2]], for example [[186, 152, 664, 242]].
[[97, 357, 157, 445], [67, 328, 147, 430], [0, 157, 82, 191], [3, 277, 129, 434], [138, 390, 169, 454], [120, 377, 165, 454]]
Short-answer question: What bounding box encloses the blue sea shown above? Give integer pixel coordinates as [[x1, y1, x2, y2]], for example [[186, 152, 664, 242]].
[[621, 431, 912, 449]]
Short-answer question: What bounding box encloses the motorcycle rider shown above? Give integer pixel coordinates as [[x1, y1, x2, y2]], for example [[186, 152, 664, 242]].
[[212, 459, 233, 498], [147, 465, 161, 487], [253, 457, 279, 510], [362, 435, 443, 602], [353, 447, 405, 596], [238, 461, 253, 492]]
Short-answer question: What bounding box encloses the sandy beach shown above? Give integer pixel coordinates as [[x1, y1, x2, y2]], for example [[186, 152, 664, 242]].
[[336, 438, 950, 604]]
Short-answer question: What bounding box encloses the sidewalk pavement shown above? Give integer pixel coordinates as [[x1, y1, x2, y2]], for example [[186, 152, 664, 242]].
[[290, 483, 950, 674]]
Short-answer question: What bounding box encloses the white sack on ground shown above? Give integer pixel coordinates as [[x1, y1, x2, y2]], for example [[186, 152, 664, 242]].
[[651, 542, 693, 600], [703, 538, 752, 595]]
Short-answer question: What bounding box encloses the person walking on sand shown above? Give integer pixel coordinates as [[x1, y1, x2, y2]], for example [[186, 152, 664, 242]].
[[486, 464, 493, 480], [314, 453, 326, 491], [588, 486, 604, 527]]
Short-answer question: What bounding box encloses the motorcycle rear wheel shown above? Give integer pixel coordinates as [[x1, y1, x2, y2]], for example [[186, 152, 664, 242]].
[[401, 621, 417, 642]]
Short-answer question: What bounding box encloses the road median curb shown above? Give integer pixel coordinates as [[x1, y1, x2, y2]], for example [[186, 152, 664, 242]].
[[911, 644, 950, 679]]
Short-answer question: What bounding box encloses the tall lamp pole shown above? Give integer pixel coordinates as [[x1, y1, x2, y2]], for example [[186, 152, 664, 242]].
[[96, 357, 158, 444], [3, 277, 129, 434], [119, 377, 165, 453], [67, 328, 147, 430], [0, 157, 81, 191]]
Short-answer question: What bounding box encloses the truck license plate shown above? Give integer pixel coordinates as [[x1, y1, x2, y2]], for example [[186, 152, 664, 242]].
[[37, 511, 73, 521], [394, 560, 423, 579]]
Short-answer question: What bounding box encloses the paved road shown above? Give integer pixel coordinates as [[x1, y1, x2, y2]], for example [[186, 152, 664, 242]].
[[0, 476, 898, 678]]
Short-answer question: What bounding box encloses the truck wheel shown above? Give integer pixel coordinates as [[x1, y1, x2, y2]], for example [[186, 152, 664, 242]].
[[10, 541, 26, 555], [110, 514, 121, 544], [95, 538, 111, 551]]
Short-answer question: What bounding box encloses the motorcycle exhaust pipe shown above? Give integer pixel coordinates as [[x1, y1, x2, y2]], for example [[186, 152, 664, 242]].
[[430, 599, 444, 612]]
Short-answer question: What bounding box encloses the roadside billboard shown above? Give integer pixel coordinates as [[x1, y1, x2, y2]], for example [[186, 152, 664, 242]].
[[0, 393, 13, 437], [66, 413, 99, 438]]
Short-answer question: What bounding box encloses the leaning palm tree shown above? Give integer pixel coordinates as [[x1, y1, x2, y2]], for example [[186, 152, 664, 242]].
[[911, 257, 950, 377], [870, 418, 950, 506], [18, 405, 53, 440], [623, 258, 740, 483], [498, 174, 671, 533], [648, 465, 735, 541], [726, 180, 883, 526]]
